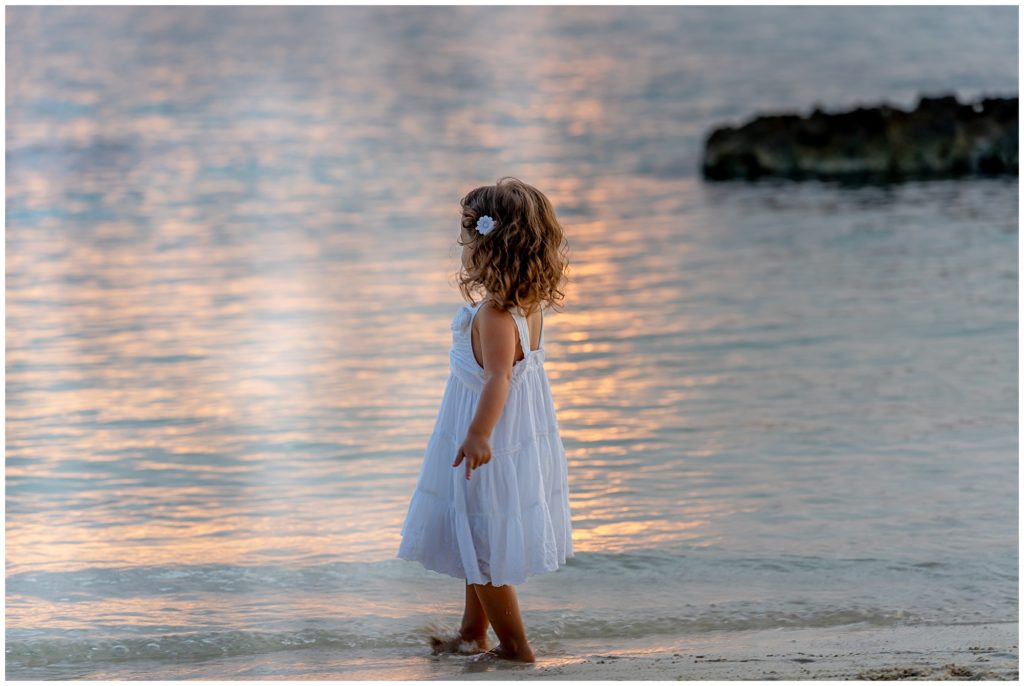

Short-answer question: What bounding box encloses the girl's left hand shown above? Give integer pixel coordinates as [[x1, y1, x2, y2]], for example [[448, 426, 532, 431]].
[[453, 432, 492, 481]]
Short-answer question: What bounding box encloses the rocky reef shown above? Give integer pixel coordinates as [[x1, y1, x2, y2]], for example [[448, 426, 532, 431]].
[[702, 93, 1017, 182]]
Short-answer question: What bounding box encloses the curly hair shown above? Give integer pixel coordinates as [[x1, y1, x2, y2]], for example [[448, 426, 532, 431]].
[[456, 176, 570, 316]]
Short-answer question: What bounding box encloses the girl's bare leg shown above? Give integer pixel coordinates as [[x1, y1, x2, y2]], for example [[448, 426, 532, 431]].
[[459, 580, 491, 647], [469, 582, 536, 662], [430, 581, 491, 654]]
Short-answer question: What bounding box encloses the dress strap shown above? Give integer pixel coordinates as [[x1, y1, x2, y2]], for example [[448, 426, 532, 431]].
[[509, 310, 531, 356]]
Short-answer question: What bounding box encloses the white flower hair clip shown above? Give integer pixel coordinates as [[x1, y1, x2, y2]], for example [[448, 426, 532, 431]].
[[475, 215, 496, 236]]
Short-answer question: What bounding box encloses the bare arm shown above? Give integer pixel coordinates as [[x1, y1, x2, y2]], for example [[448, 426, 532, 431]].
[[452, 302, 516, 480]]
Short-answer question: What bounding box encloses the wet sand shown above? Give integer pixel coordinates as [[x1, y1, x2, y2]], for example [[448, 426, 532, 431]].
[[442, 622, 1019, 681]]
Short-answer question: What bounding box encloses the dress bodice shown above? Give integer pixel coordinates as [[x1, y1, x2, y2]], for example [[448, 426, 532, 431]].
[[449, 299, 546, 392]]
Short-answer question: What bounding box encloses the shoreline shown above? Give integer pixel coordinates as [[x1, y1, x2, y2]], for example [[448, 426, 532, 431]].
[[8, 621, 1016, 680], [441, 622, 1019, 681]]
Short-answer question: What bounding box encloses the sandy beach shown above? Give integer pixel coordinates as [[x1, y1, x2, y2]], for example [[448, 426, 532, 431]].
[[434, 622, 1019, 681]]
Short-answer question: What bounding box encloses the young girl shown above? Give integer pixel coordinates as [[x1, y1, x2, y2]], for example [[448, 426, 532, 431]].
[[396, 176, 574, 664]]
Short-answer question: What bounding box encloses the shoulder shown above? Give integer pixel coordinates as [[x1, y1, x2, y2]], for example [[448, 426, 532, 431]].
[[474, 300, 517, 337], [475, 300, 515, 325]]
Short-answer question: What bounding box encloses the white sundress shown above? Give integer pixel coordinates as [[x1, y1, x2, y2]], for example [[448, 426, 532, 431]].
[[396, 298, 574, 587]]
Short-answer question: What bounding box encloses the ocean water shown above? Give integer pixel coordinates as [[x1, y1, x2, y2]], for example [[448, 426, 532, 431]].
[[5, 5, 1018, 680]]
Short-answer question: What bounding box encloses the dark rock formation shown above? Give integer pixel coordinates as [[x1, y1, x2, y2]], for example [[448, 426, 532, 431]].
[[702, 93, 1017, 182]]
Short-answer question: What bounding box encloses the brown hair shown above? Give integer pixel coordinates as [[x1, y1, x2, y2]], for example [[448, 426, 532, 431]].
[[456, 176, 570, 316]]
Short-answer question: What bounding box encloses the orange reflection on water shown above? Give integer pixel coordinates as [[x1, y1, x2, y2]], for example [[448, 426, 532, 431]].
[[6, 495, 389, 574], [571, 517, 707, 552], [7, 76, 726, 580]]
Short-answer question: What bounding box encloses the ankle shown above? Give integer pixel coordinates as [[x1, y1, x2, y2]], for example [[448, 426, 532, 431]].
[[498, 641, 535, 662], [459, 627, 488, 643]]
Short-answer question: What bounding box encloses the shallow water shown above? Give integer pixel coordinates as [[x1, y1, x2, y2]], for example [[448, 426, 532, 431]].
[[5, 5, 1018, 680]]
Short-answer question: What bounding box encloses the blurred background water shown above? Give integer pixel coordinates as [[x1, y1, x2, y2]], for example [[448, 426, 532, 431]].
[[5, 5, 1018, 680]]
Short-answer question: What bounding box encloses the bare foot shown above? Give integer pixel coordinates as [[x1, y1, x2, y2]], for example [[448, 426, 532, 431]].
[[430, 631, 489, 655], [469, 643, 536, 663]]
